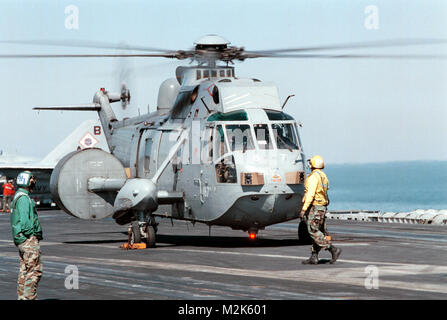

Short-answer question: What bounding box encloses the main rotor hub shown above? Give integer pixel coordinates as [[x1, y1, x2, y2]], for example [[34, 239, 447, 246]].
[[194, 34, 230, 51], [192, 35, 246, 65]]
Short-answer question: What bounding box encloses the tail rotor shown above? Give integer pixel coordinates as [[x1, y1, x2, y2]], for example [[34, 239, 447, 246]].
[[120, 81, 131, 110], [116, 42, 134, 111]]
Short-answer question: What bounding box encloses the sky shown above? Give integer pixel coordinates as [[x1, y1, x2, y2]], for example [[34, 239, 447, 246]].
[[0, 0, 446, 164]]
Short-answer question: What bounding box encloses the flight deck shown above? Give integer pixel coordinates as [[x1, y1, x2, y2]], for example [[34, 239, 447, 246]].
[[0, 209, 446, 300]]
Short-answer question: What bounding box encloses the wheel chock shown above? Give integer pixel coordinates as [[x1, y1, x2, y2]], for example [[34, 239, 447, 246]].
[[120, 243, 147, 250]]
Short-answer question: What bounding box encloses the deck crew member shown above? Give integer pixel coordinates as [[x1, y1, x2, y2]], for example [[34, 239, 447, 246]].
[[10, 171, 43, 300], [300, 155, 341, 265], [1, 179, 15, 213]]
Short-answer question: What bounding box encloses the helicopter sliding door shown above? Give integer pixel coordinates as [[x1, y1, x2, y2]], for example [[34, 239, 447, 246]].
[[136, 128, 183, 217], [136, 127, 181, 187], [176, 120, 212, 221], [136, 129, 157, 179], [197, 124, 214, 205], [154, 129, 181, 191]]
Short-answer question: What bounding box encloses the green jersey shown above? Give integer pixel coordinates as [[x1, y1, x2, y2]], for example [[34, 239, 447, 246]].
[[10, 188, 43, 246]]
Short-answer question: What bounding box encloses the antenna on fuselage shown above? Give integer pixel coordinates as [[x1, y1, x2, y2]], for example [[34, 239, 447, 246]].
[[281, 94, 295, 110]]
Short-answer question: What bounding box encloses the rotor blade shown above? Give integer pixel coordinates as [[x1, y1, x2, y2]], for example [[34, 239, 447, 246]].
[[90, 60, 179, 78], [34, 104, 101, 111], [248, 38, 447, 54], [0, 53, 180, 59], [243, 53, 447, 60], [0, 39, 173, 53]]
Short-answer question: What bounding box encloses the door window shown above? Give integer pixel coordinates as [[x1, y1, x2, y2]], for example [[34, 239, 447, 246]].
[[214, 125, 228, 160], [253, 124, 273, 149], [271, 123, 299, 150], [215, 155, 237, 183], [202, 127, 213, 164], [144, 138, 153, 173]]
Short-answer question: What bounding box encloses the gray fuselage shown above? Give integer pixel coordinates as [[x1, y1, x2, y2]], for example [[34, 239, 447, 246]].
[[105, 67, 306, 232]]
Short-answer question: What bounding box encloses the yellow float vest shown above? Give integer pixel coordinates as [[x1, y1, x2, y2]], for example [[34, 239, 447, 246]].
[[301, 169, 329, 212]]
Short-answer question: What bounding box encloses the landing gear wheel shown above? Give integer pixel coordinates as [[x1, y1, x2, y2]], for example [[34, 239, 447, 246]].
[[131, 221, 142, 244], [144, 225, 156, 248]]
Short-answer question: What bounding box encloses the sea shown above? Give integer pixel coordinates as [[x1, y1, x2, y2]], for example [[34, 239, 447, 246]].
[[323, 160, 447, 213]]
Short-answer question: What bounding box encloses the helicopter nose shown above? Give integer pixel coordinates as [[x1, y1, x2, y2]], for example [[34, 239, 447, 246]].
[[229, 191, 301, 229], [259, 193, 278, 214]]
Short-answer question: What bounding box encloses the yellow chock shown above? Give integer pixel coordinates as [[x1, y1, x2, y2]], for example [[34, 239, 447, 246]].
[[121, 243, 147, 250], [325, 235, 332, 241]]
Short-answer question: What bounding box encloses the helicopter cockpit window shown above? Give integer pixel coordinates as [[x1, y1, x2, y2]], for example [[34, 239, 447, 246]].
[[215, 155, 237, 183], [171, 90, 193, 119], [144, 138, 153, 172], [226, 70, 232, 77], [202, 127, 213, 164], [212, 86, 219, 104], [225, 125, 255, 152], [271, 123, 299, 150], [253, 124, 273, 149], [191, 85, 199, 103], [207, 110, 248, 121], [214, 125, 228, 160], [265, 110, 294, 121], [203, 70, 210, 78], [196, 70, 202, 80], [219, 70, 225, 77], [211, 70, 217, 78]]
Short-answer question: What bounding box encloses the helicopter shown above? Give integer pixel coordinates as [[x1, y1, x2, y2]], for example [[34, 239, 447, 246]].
[[3, 35, 446, 247]]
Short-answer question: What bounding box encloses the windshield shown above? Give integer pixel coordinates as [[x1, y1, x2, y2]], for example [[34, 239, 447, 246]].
[[271, 123, 299, 150], [207, 110, 248, 121], [265, 110, 294, 120], [253, 124, 273, 149], [225, 124, 255, 152]]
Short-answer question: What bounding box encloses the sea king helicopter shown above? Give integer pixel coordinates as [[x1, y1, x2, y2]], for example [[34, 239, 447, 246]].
[[3, 35, 445, 247]]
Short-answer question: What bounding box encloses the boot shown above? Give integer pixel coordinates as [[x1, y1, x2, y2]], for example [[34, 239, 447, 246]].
[[302, 252, 319, 265], [329, 246, 342, 264]]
